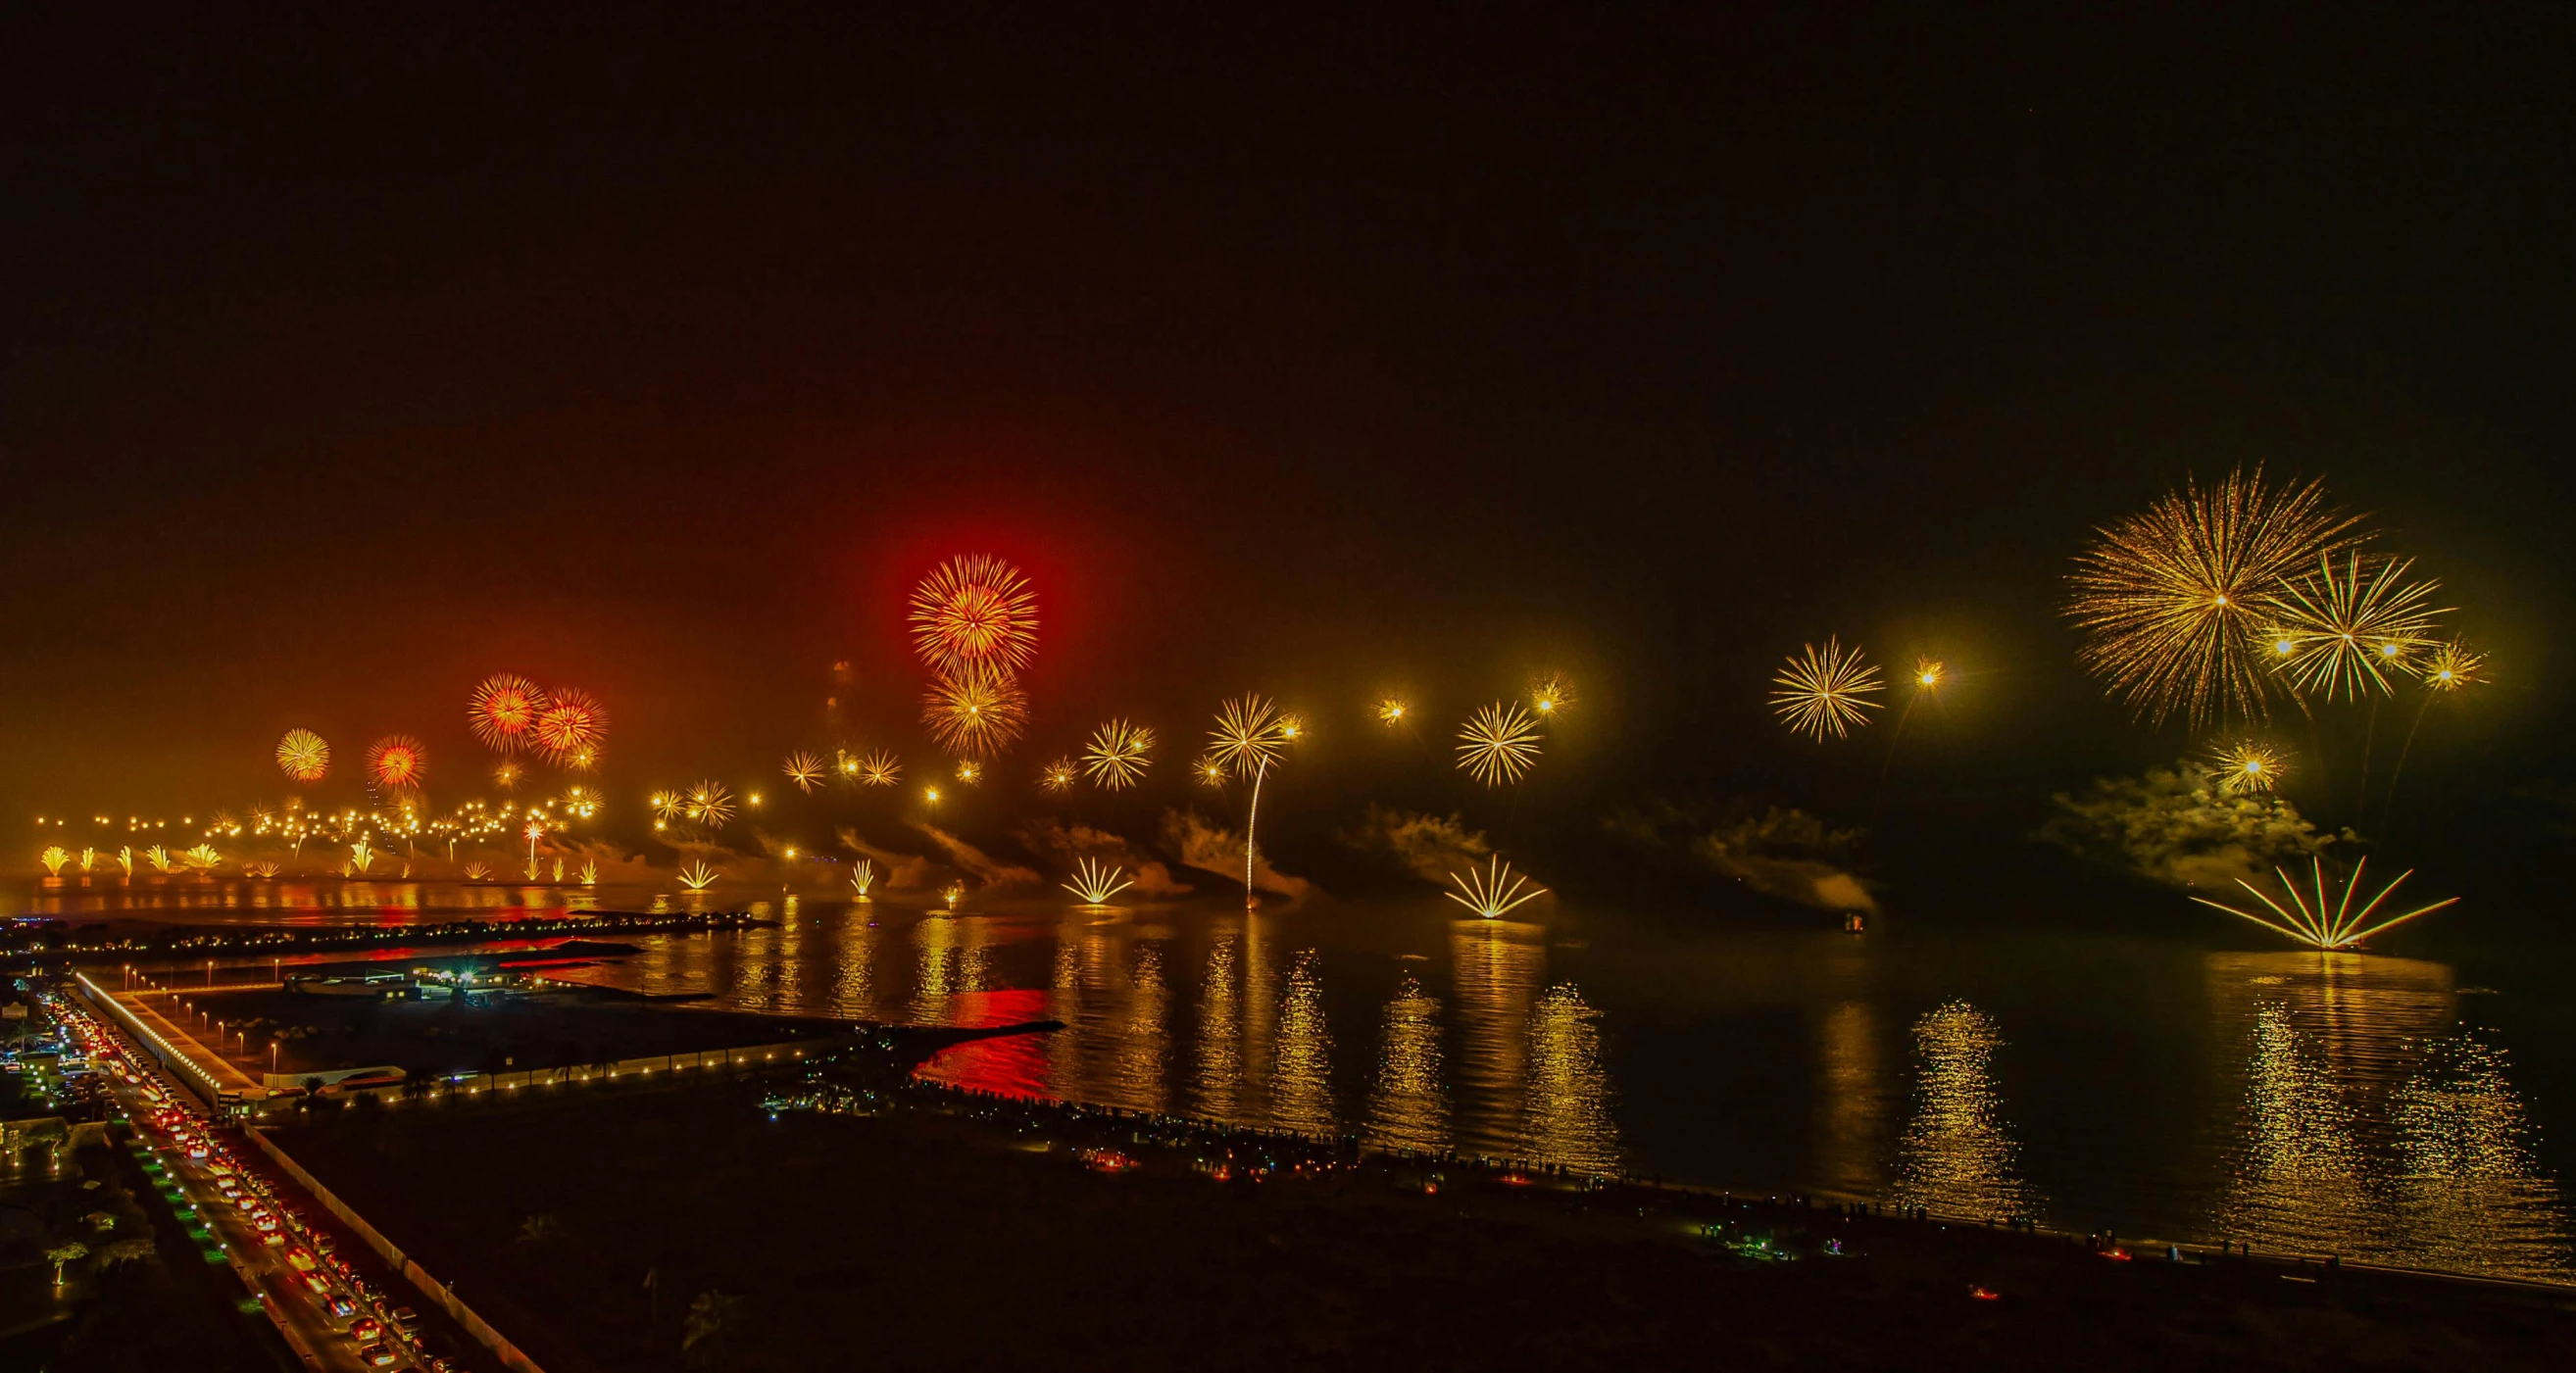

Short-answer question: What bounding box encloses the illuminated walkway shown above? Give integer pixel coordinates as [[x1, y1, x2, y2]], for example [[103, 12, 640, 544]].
[[74, 972, 269, 1103]]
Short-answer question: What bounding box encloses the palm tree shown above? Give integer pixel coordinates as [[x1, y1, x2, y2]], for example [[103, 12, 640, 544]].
[[47, 1240, 88, 1286]]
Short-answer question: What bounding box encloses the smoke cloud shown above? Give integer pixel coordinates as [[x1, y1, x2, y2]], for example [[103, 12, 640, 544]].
[[1336, 805, 1493, 884], [835, 828, 934, 890], [1160, 808, 1313, 899], [2039, 762, 2348, 892], [1605, 799, 1878, 913], [907, 821, 1041, 889], [1016, 818, 1193, 895]]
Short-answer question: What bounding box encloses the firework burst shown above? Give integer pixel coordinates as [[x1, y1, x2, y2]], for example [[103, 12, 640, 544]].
[[1912, 658, 1946, 690], [1456, 703, 1543, 786], [1082, 719, 1155, 790], [2208, 740, 2287, 794], [1039, 757, 1078, 793], [909, 553, 1038, 674], [1207, 694, 1300, 907], [782, 751, 826, 794], [2191, 856, 2459, 950], [922, 667, 1029, 758], [955, 760, 983, 785], [468, 673, 548, 753], [532, 689, 609, 768], [684, 780, 736, 829], [1062, 858, 1135, 906], [275, 728, 330, 784], [2066, 466, 2360, 728], [1445, 857, 1548, 918], [856, 750, 902, 786], [1530, 673, 1575, 717], [2420, 640, 2485, 692], [850, 858, 875, 899], [1375, 697, 1410, 724], [492, 761, 522, 792], [2265, 553, 2449, 702], [367, 736, 427, 794], [1770, 638, 1884, 741], [676, 860, 718, 891]]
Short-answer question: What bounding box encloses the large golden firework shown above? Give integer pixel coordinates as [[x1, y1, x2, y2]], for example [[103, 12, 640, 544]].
[[782, 751, 826, 794], [684, 780, 735, 829], [1081, 719, 1155, 790], [1208, 694, 1293, 780], [1770, 638, 1885, 741], [468, 673, 548, 753], [367, 735, 427, 793], [2192, 856, 2459, 950], [275, 728, 330, 784], [2264, 552, 2449, 702], [2421, 640, 2484, 692], [1529, 673, 1575, 718], [1039, 757, 1078, 793], [856, 750, 902, 786], [2065, 466, 2360, 728], [532, 688, 609, 767], [909, 553, 1038, 674], [1456, 703, 1543, 786], [921, 666, 1029, 758], [2208, 740, 2286, 795], [649, 790, 683, 823]]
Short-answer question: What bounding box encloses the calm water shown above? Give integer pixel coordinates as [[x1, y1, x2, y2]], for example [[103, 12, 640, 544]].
[[17, 878, 2571, 1282]]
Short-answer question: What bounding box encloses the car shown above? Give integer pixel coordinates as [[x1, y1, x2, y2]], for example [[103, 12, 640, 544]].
[[390, 1306, 419, 1332], [286, 1250, 317, 1272], [329, 1296, 357, 1318], [260, 1231, 284, 1247], [350, 1317, 382, 1341], [356, 1343, 397, 1367], [303, 1273, 331, 1295]]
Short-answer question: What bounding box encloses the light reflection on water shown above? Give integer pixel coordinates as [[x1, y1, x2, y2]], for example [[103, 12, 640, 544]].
[[22, 880, 2571, 1282]]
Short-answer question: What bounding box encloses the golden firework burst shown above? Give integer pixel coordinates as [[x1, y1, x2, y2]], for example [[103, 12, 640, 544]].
[[856, 750, 902, 786], [2208, 740, 2286, 794], [1770, 638, 1885, 741], [850, 858, 875, 899], [2421, 640, 2484, 692], [1062, 858, 1135, 906], [1444, 857, 1548, 918], [1375, 697, 1410, 724], [2191, 856, 2459, 950], [1039, 757, 1078, 792], [921, 666, 1029, 759], [684, 780, 736, 829], [1456, 703, 1543, 786], [1208, 694, 1293, 780], [676, 860, 718, 891], [955, 760, 983, 785], [367, 735, 428, 793], [492, 761, 522, 792], [909, 553, 1038, 673], [1912, 658, 1946, 690], [468, 673, 548, 753], [2265, 552, 2449, 702], [782, 751, 826, 794], [532, 689, 610, 767], [1529, 673, 1575, 717], [1194, 757, 1228, 787], [2065, 466, 2361, 728], [275, 729, 330, 784], [1081, 719, 1155, 790], [649, 790, 683, 822]]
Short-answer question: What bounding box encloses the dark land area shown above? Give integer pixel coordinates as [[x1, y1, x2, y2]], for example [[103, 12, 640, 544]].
[[272, 1068, 2576, 1372]]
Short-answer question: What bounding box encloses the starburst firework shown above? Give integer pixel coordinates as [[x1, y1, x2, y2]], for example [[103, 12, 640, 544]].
[[468, 674, 548, 752], [1530, 673, 1575, 717], [2191, 857, 2459, 950], [2265, 553, 2449, 702], [532, 689, 609, 767], [782, 751, 826, 794], [955, 760, 983, 785], [684, 780, 735, 829], [492, 761, 521, 791], [1444, 857, 1548, 918], [1039, 757, 1077, 792], [1082, 719, 1155, 790], [1375, 697, 1409, 724], [1207, 694, 1299, 907], [921, 667, 1029, 758], [2208, 740, 2286, 794], [856, 750, 902, 786], [276, 729, 330, 784], [909, 553, 1038, 673], [1062, 858, 1134, 906], [1770, 638, 1884, 741], [1456, 703, 1543, 786], [2065, 467, 2360, 727], [367, 736, 427, 793], [2420, 640, 2484, 692], [1912, 658, 1946, 690]]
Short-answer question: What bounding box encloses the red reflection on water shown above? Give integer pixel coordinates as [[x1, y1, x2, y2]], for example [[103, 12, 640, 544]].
[[914, 988, 1054, 1100]]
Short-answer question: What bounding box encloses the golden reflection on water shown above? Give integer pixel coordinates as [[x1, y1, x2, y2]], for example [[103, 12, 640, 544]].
[[827, 911, 874, 1017], [1196, 933, 1241, 1120], [1450, 919, 1544, 1152], [1364, 975, 1448, 1154], [1518, 984, 1618, 1175], [1813, 999, 1887, 1198], [911, 915, 990, 1023], [1889, 1000, 2041, 1220], [1271, 950, 1335, 1136], [1114, 944, 1169, 1115]]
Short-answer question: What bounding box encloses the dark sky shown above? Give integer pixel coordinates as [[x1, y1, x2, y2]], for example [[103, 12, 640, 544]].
[[6, 9, 2572, 848]]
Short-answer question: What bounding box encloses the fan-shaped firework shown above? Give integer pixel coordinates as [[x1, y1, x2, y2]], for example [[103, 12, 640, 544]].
[[1082, 719, 1155, 790], [2265, 553, 2450, 702], [2421, 640, 2485, 692], [1456, 703, 1543, 786], [532, 689, 609, 767], [1039, 757, 1078, 792], [367, 736, 427, 793], [676, 860, 718, 891], [1445, 857, 1548, 918], [2191, 856, 2459, 950], [856, 751, 902, 786], [1770, 638, 1884, 742], [684, 780, 735, 829], [2208, 741, 2286, 795], [275, 729, 330, 784], [1062, 858, 1135, 906], [2065, 466, 2360, 728], [1529, 673, 1575, 717], [782, 751, 826, 794], [468, 673, 548, 753], [921, 667, 1029, 758], [909, 553, 1038, 674]]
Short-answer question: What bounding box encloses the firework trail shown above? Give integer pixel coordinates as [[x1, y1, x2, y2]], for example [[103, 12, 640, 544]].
[[1207, 693, 1298, 907]]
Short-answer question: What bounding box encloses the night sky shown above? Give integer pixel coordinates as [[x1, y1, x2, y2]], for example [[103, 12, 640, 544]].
[[8, 11, 2573, 880]]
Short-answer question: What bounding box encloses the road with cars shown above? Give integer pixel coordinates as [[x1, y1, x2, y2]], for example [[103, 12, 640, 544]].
[[49, 985, 485, 1373]]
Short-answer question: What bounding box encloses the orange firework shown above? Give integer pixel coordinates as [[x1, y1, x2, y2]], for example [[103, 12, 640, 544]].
[[532, 688, 609, 767], [468, 673, 549, 752], [275, 729, 330, 783], [909, 554, 1038, 673], [367, 735, 427, 793], [921, 666, 1029, 758]]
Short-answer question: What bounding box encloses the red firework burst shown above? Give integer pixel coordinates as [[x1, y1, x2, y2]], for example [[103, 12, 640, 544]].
[[908, 554, 1038, 673], [533, 688, 609, 766], [469, 673, 549, 752], [368, 735, 428, 793]]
